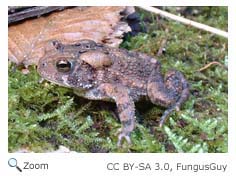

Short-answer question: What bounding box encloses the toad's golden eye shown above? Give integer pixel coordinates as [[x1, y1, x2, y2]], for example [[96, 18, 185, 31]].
[[56, 60, 72, 72]]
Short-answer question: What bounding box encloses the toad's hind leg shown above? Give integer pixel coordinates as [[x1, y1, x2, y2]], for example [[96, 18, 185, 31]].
[[147, 69, 189, 127]]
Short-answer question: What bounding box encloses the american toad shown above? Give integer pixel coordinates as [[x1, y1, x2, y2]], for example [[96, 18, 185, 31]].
[[38, 39, 189, 146]]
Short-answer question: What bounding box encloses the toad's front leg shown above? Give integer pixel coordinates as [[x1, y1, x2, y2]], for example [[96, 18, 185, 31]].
[[85, 83, 136, 146]]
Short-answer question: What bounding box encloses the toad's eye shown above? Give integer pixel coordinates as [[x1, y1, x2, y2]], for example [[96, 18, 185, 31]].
[[56, 60, 72, 72]]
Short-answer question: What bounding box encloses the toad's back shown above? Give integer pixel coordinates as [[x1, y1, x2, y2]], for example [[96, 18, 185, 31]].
[[87, 46, 160, 100]]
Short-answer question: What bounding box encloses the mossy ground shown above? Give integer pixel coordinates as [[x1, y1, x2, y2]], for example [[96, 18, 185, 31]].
[[8, 7, 227, 153]]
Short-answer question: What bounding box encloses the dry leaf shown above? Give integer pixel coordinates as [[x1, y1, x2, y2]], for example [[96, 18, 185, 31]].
[[8, 6, 131, 66]]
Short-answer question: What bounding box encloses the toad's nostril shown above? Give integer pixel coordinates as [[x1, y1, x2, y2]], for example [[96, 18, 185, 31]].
[[75, 43, 81, 46]]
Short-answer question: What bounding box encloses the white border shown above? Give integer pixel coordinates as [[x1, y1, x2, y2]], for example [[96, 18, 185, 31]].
[[6, 0, 230, 6], [2, 1, 235, 176], [228, 4, 235, 154]]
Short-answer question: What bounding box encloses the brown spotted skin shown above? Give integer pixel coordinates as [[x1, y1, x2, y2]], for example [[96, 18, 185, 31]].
[[38, 39, 189, 146]]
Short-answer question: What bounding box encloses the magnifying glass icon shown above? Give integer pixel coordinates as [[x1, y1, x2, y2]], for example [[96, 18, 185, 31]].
[[8, 158, 22, 172]]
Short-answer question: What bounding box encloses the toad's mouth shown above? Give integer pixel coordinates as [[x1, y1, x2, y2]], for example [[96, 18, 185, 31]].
[[38, 70, 71, 88], [38, 72, 90, 91]]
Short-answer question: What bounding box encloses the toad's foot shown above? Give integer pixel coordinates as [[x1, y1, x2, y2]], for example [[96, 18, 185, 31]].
[[117, 131, 131, 147], [159, 105, 180, 127]]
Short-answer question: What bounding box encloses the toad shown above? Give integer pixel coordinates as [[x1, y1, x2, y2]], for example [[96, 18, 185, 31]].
[[37, 39, 189, 146]]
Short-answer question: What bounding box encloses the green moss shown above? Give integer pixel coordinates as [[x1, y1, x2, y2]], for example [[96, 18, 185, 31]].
[[8, 7, 227, 153]]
